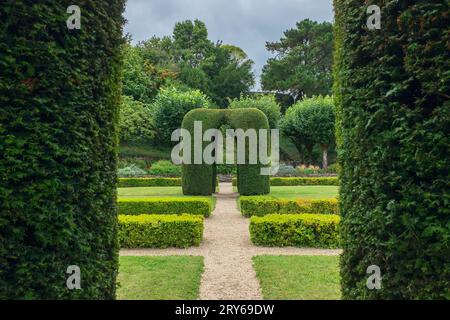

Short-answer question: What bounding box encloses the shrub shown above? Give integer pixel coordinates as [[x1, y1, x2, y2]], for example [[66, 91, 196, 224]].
[[275, 164, 299, 177], [0, 2, 125, 299], [232, 177, 339, 186], [181, 108, 270, 196], [118, 198, 212, 217], [118, 178, 182, 188], [119, 96, 155, 143], [240, 197, 338, 217], [118, 214, 203, 248], [334, 1, 450, 299], [148, 160, 182, 177], [118, 164, 148, 178], [151, 87, 211, 145], [250, 214, 340, 248], [229, 94, 281, 129]]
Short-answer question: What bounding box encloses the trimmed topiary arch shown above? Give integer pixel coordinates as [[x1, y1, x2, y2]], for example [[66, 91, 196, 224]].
[[181, 108, 271, 196]]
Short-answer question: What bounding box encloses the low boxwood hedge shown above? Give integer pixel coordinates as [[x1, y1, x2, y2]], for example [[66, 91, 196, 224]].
[[240, 197, 338, 217], [250, 214, 340, 248], [118, 178, 182, 188], [232, 177, 339, 186], [118, 214, 204, 248], [118, 197, 212, 217]]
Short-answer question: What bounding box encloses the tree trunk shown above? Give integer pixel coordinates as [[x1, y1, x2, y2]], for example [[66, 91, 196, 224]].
[[322, 145, 328, 169]]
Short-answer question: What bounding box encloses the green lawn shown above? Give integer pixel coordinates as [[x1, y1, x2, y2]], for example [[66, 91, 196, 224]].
[[253, 256, 341, 300], [117, 256, 204, 300], [235, 185, 339, 199], [269, 186, 339, 199]]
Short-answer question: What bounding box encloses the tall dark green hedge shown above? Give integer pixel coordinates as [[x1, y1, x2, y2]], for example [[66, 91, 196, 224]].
[[0, 1, 125, 299], [334, 0, 449, 299], [181, 109, 270, 195]]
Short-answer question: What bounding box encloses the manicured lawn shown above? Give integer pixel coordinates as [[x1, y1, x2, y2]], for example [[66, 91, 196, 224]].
[[269, 186, 338, 199], [236, 186, 339, 199], [117, 256, 204, 300], [253, 255, 341, 300]]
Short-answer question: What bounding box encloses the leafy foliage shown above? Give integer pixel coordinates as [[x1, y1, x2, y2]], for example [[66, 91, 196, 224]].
[[250, 214, 340, 248], [118, 178, 182, 188], [282, 96, 335, 166], [262, 19, 333, 101], [181, 109, 270, 196], [118, 164, 148, 178], [137, 19, 254, 107], [119, 96, 155, 143], [334, 0, 450, 299], [240, 197, 338, 217], [0, 1, 125, 299], [118, 198, 212, 217], [151, 87, 211, 144], [118, 214, 203, 248], [229, 95, 281, 129], [148, 160, 182, 177]]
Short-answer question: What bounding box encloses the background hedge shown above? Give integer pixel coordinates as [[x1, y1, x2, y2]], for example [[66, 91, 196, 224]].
[[118, 177, 182, 188], [182, 108, 270, 196], [250, 214, 340, 248], [118, 198, 212, 217], [232, 176, 339, 186], [0, 2, 125, 299], [118, 214, 204, 248], [240, 197, 338, 217], [334, 0, 450, 299]]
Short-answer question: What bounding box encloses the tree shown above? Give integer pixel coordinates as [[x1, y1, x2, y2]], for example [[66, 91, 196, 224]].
[[150, 87, 211, 145], [229, 94, 281, 129], [281, 96, 335, 167], [261, 19, 333, 102], [123, 43, 175, 104], [137, 20, 255, 107], [119, 96, 155, 143]]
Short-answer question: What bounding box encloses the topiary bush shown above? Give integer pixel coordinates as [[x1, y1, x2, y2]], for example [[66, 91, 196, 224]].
[[229, 94, 281, 129], [118, 214, 204, 248], [181, 108, 271, 196], [240, 197, 339, 217], [118, 198, 212, 217], [0, 1, 125, 299], [334, 0, 450, 299], [250, 214, 340, 248]]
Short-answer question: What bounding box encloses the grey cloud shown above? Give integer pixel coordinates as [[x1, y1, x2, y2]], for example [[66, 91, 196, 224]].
[[124, 0, 333, 89]]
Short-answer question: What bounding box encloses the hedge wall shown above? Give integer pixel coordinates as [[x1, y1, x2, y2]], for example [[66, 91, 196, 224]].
[[118, 214, 204, 248], [0, 2, 125, 299], [181, 108, 270, 196], [250, 214, 340, 248], [334, 1, 450, 299], [118, 178, 182, 188], [240, 197, 338, 217], [118, 198, 212, 217], [232, 177, 339, 186]]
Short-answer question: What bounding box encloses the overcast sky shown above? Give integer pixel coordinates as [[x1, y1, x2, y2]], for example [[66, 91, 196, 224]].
[[124, 0, 333, 89]]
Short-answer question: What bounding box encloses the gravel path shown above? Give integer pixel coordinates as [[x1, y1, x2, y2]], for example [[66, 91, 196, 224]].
[[120, 183, 342, 300]]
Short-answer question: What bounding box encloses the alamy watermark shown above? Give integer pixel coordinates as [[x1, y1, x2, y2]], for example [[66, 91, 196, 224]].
[[66, 265, 81, 290], [367, 5, 381, 30], [171, 121, 280, 176], [67, 5, 81, 30], [366, 265, 382, 290]]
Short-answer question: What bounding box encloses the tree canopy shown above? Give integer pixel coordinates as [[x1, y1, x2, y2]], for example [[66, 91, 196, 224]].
[[261, 19, 333, 102]]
